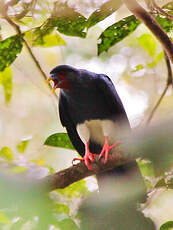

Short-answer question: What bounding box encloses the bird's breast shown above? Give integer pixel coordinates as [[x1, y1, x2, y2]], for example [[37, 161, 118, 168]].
[[81, 119, 119, 146]]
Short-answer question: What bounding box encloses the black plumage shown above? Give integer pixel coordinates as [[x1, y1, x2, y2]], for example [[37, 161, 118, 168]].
[[49, 65, 155, 229], [50, 64, 145, 194]]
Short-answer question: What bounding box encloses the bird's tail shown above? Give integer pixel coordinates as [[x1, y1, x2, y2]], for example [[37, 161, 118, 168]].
[[95, 161, 156, 230], [96, 161, 147, 203]]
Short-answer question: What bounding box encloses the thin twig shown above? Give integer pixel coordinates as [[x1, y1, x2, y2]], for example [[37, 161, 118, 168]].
[[146, 52, 173, 125], [23, 38, 58, 99], [144, 1, 173, 125], [164, 51, 173, 87], [146, 84, 169, 125], [123, 0, 173, 63], [5, 16, 58, 99], [152, 0, 173, 20], [0, 2, 58, 100], [14, 0, 36, 20]]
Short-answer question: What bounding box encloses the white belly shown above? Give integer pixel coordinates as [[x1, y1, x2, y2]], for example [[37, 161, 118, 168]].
[[77, 119, 119, 146]]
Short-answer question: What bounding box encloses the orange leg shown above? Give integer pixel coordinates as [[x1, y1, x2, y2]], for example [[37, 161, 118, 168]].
[[99, 136, 120, 164], [72, 142, 97, 170]]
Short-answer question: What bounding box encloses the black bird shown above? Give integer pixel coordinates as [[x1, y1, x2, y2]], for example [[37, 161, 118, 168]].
[[47, 64, 148, 195], [48, 65, 155, 229], [48, 65, 130, 169]]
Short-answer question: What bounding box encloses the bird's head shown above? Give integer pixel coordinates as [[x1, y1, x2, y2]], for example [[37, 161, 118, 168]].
[[47, 65, 78, 93]]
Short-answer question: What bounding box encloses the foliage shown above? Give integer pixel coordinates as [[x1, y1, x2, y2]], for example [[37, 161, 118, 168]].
[[0, 146, 13, 162], [0, 67, 12, 104], [25, 29, 66, 47], [0, 210, 10, 224], [0, 34, 24, 72], [159, 221, 173, 230], [87, 0, 122, 29], [51, 1, 87, 38], [156, 14, 173, 33], [44, 133, 74, 150], [1, 0, 173, 229], [57, 179, 89, 198], [138, 34, 157, 57], [17, 136, 32, 153], [98, 15, 141, 55]]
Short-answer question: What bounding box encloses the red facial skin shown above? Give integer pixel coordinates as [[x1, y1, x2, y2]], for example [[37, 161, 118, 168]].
[[53, 74, 72, 90]]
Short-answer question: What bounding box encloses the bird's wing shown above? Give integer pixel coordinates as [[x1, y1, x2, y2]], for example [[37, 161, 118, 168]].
[[95, 74, 130, 127], [59, 91, 85, 156]]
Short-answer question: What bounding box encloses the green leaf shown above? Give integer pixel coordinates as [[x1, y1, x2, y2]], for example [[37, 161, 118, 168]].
[[0, 210, 10, 224], [57, 179, 89, 198], [26, 2, 87, 41], [44, 133, 74, 150], [50, 2, 87, 38], [98, 15, 140, 55], [17, 16, 33, 25], [0, 25, 2, 41], [25, 29, 66, 47], [0, 34, 24, 72], [132, 64, 144, 72], [0, 67, 12, 104], [46, 165, 56, 174], [57, 218, 79, 230], [160, 221, 173, 230], [138, 34, 157, 57], [41, 33, 66, 47], [0, 146, 13, 162], [17, 136, 32, 153], [147, 52, 164, 68], [10, 166, 28, 174], [156, 14, 173, 33], [54, 203, 70, 215], [138, 160, 155, 177], [155, 178, 166, 188], [87, 0, 122, 29]]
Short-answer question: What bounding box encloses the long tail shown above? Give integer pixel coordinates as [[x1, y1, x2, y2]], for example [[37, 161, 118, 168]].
[[97, 161, 146, 203], [88, 141, 156, 229]]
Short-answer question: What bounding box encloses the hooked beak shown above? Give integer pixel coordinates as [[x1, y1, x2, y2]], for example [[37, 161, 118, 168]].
[[46, 77, 52, 84], [51, 81, 62, 93], [46, 75, 62, 94]]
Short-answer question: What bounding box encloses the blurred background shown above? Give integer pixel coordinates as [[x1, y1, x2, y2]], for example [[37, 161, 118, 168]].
[[0, 0, 173, 229]]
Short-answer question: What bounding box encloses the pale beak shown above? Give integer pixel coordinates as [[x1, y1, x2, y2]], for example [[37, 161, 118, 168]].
[[51, 85, 56, 94], [51, 81, 62, 94], [46, 77, 59, 94], [46, 77, 52, 84]]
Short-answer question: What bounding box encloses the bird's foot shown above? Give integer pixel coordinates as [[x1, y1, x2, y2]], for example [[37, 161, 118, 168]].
[[99, 136, 120, 164], [72, 154, 97, 170], [72, 142, 97, 170]]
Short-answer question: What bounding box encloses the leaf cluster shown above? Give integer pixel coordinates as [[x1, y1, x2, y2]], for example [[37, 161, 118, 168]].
[[0, 0, 173, 104]]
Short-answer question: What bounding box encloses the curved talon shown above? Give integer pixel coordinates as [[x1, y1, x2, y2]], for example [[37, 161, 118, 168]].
[[72, 142, 98, 170], [72, 157, 84, 165], [72, 153, 97, 170], [99, 137, 120, 164]]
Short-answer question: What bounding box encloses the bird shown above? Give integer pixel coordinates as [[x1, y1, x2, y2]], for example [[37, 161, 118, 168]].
[[47, 65, 155, 229], [47, 65, 130, 170]]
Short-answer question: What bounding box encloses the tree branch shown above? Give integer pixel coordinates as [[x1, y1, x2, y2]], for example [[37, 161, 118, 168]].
[[39, 119, 173, 191], [146, 51, 173, 125], [123, 0, 173, 124], [0, 2, 58, 100], [40, 150, 129, 191], [146, 83, 169, 125], [152, 0, 173, 20], [122, 0, 173, 63]]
